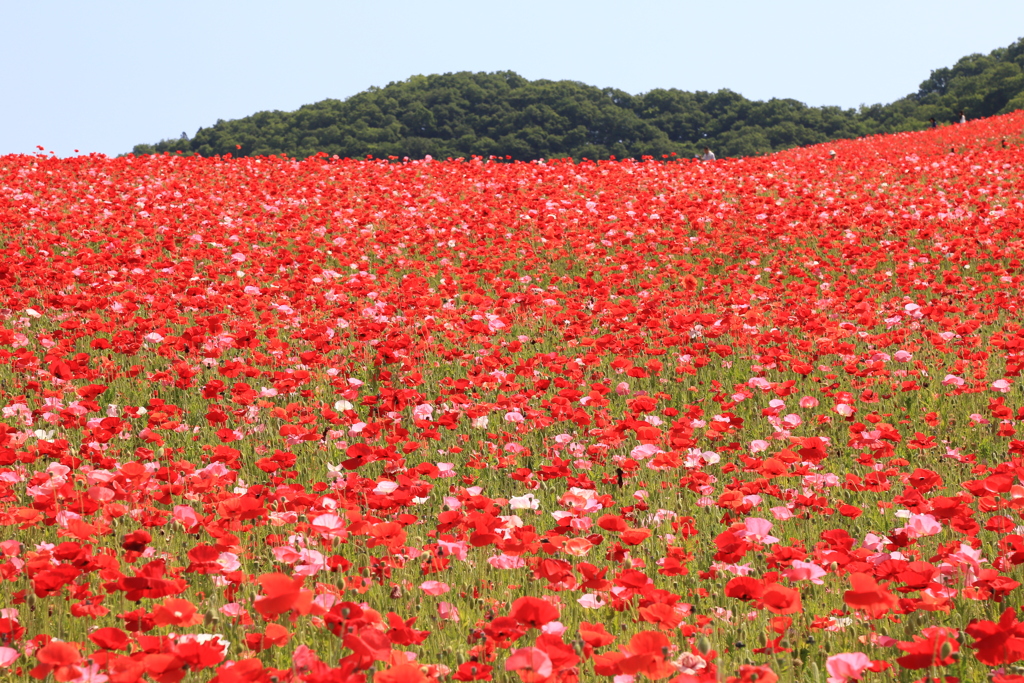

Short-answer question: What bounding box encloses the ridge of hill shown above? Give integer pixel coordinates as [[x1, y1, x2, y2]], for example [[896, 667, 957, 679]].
[[133, 38, 1024, 160]]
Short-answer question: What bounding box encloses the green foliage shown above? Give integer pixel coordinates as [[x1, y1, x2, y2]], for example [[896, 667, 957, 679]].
[[134, 38, 1024, 160]]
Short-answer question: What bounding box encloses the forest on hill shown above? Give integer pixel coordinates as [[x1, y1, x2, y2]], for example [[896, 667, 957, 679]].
[[134, 37, 1024, 160]]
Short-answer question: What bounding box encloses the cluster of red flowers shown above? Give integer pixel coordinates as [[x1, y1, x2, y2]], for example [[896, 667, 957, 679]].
[[1, 113, 1024, 682]]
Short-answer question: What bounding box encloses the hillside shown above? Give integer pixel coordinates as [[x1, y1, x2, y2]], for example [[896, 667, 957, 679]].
[[8, 99, 1024, 682], [133, 38, 1024, 160]]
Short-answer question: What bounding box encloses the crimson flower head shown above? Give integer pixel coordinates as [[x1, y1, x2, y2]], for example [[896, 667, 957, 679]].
[[152, 597, 202, 627], [724, 576, 764, 602], [843, 572, 897, 619], [76, 384, 108, 400], [580, 621, 615, 647], [31, 641, 82, 682], [374, 662, 433, 683], [453, 661, 493, 681], [726, 664, 778, 683], [618, 630, 676, 679], [968, 607, 1024, 666], [253, 573, 314, 620], [896, 626, 959, 669], [121, 530, 152, 553], [509, 596, 559, 629], [88, 627, 130, 651], [760, 583, 802, 615]]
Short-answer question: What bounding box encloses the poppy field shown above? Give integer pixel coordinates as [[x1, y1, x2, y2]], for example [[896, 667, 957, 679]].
[[3, 113, 1024, 683]]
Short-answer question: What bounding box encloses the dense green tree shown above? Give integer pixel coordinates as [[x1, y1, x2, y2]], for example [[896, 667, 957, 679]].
[[134, 37, 1024, 160]]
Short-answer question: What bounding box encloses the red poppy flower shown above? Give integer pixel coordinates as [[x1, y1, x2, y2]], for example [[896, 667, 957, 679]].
[[896, 626, 959, 669], [32, 641, 82, 682], [620, 528, 652, 545], [89, 627, 130, 651], [726, 664, 779, 683], [453, 662, 493, 681], [76, 384, 108, 400], [143, 653, 187, 683], [725, 576, 764, 601], [760, 583, 802, 615], [843, 573, 897, 619], [580, 621, 616, 647], [618, 631, 676, 679], [106, 655, 146, 683], [597, 514, 629, 532], [967, 607, 1024, 665], [509, 596, 559, 629], [252, 573, 314, 620], [244, 623, 290, 653], [638, 602, 684, 631], [374, 662, 433, 683], [173, 636, 228, 670], [152, 598, 202, 627]]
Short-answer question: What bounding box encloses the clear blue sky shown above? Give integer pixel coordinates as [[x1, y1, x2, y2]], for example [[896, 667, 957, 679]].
[[3, 0, 1023, 157]]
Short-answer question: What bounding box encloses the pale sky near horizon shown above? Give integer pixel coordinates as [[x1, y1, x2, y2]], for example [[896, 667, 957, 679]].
[[3, 0, 1023, 157]]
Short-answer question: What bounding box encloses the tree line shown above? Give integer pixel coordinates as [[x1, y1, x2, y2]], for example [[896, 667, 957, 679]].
[[133, 38, 1024, 161]]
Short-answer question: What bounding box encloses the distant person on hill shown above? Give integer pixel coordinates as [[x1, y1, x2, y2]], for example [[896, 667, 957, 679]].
[[929, 117, 937, 129], [701, 147, 716, 161], [959, 110, 967, 124]]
